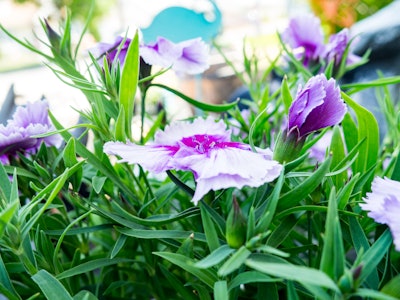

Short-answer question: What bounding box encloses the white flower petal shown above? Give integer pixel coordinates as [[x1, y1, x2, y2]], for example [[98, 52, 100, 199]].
[[104, 141, 177, 173]]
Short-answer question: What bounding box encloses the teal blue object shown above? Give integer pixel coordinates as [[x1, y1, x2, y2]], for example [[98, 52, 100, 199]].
[[141, 0, 222, 43]]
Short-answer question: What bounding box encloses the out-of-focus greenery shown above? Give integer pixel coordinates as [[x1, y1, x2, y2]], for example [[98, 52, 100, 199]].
[[12, 0, 116, 40], [310, 0, 394, 33]]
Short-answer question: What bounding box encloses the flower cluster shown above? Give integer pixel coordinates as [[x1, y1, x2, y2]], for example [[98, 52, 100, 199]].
[[282, 13, 361, 68], [95, 35, 209, 75], [360, 177, 400, 251], [104, 117, 282, 205], [0, 100, 62, 164]]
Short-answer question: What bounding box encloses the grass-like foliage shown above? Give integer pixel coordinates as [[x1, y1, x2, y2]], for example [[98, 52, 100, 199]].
[[1, 8, 400, 300]]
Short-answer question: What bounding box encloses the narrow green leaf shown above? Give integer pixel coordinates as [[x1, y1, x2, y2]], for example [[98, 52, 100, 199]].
[[341, 112, 358, 157], [255, 171, 284, 233], [119, 31, 139, 139], [391, 150, 400, 181], [92, 176, 107, 194], [228, 271, 280, 291], [246, 257, 340, 292], [218, 246, 251, 277], [114, 105, 126, 141], [73, 290, 98, 300], [63, 137, 83, 190], [341, 75, 400, 92], [280, 75, 292, 114], [21, 166, 73, 240], [106, 200, 199, 226], [159, 265, 197, 300], [195, 245, 235, 269], [337, 173, 360, 210], [0, 163, 11, 200], [45, 224, 113, 236], [286, 281, 299, 300], [342, 92, 379, 191], [0, 254, 20, 300], [300, 283, 332, 300], [32, 270, 73, 300], [110, 234, 127, 259], [358, 229, 392, 288], [266, 215, 299, 248], [324, 60, 335, 78], [0, 201, 18, 239], [319, 188, 345, 281], [348, 216, 379, 288], [33, 161, 51, 180], [352, 289, 399, 300], [214, 281, 229, 300], [381, 274, 400, 298], [116, 227, 207, 242], [149, 83, 239, 112], [59, 11, 72, 59], [49, 112, 138, 201], [153, 252, 218, 288], [177, 233, 194, 258], [200, 201, 220, 252], [57, 258, 133, 280], [0, 284, 21, 300], [278, 157, 331, 209], [330, 126, 347, 187]]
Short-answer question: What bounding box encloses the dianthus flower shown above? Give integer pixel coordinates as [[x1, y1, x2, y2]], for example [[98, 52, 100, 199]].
[[360, 177, 400, 251], [322, 29, 361, 66], [0, 100, 62, 164], [274, 74, 347, 163], [104, 117, 282, 205], [94, 35, 209, 75], [95, 36, 131, 68], [281, 13, 325, 66], [288, 74, 347, 138], [139, 36, 209, 75], [282, 14, 361, 70]]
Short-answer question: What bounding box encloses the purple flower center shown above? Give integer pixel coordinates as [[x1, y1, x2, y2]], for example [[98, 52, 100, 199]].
[[181, 134, 239, 154], [181, 134, 220, 153]]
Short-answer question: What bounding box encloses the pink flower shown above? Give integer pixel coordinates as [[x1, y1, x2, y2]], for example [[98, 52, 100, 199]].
[[360, 177, 400, 251], [104, 117, 282, 205]]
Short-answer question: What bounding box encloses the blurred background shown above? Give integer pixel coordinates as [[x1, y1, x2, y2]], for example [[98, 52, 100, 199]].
[[0, 0, 395, 127]]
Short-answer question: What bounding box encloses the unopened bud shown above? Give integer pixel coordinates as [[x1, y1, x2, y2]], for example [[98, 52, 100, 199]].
[[273, 128, 306, 163], [226, 198, 247, 249]]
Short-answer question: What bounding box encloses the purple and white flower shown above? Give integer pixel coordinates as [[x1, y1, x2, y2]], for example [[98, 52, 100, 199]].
[[288, 74, 347, 138], [273, 74, 346, 163], [281, 13, 325, 66], [322, 29, 361, 66], [140, 37, 209, 75], [95, 36, 132, 68], [282, 14, 361, 70], [104, 117, 282, 205], [94, 35, 209, 75], [0, 100, 62, 163], [360, 177, 400, 251]]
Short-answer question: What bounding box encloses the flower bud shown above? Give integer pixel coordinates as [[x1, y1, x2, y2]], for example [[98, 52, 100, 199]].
[[337, 269, 354, 294], [273, 128, 306, 163], [226, 198, 247, 249], [43, 18, 72, 60]]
